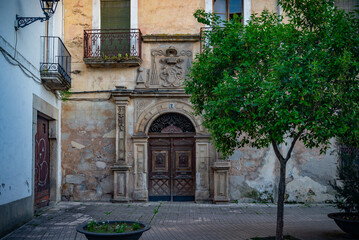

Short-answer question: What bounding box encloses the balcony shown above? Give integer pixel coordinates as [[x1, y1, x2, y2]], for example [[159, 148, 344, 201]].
[[83, 29, 142, 67], [40, 36, 71, 91]]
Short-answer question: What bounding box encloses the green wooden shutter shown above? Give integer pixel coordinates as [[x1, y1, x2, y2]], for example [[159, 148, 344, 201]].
[[100, 0, 131, 57], [101, 0, 130, 29]]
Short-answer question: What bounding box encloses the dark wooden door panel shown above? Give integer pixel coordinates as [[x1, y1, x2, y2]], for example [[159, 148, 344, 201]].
[[35, 116, 50, 208], [148, 136, 195, 201]]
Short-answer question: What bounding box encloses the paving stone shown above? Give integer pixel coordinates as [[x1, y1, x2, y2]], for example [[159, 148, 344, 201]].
[[0, 202, 355, 240]]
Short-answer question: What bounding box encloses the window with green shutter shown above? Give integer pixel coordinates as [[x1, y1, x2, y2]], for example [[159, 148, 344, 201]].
[[100, 0, 130, 57], [101, 0, 130, 29]]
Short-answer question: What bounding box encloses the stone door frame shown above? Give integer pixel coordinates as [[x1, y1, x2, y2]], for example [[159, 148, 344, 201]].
[[111, 92, 214, 202], [133, 101, 212, 202]]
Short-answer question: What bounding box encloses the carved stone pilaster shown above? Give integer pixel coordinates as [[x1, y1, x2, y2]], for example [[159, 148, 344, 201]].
[[112, 89, 130, 162], [111, 89, 131, 202], [133, 136, 149, 201], [117, 105, 126, 162], [212, 161, 231, 203]]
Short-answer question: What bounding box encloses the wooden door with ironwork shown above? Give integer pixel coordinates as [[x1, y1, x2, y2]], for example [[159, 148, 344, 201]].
[[148, 136, 195, 201], [172, 137, 195, 201], [35, 115, 50, 208]]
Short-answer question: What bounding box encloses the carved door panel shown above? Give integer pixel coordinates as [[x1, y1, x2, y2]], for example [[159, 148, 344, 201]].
[[35, 116, 50, 208], [173, 138, 195, 201], [149, 137, 195, 201], [148, 138, 171, 201]]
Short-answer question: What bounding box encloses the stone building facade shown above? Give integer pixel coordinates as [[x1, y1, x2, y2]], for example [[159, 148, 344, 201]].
[[61, 0, 340, 203]]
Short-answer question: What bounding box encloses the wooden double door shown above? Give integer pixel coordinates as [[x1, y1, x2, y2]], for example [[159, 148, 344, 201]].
[[148, 135, 195, 201]]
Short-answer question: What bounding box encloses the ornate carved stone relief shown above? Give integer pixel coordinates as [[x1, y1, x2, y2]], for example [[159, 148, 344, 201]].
[[117, 106, 126, 161], [135, 99, 152, 121], [135, 67, 150, 88], [150, 46, 192, 88]]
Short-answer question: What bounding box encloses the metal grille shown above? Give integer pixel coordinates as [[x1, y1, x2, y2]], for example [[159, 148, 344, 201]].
[[149, 113, 195, 133], [40, 36, 71, 84], [335, 0, 359, 17], [83, 29, 141, 59]]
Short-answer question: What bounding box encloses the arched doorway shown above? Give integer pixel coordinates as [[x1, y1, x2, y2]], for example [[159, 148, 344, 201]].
[[148, 113, 196, 201]]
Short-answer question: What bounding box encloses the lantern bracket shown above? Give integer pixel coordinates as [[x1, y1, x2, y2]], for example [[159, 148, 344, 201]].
[[14, 0, 59, 31], [15, 14, 49, 31]]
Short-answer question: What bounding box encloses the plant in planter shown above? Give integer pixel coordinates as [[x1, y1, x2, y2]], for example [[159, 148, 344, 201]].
[[328, 144, 359, 237], [101, 53, 140, 62], [76, 203, 161, 240]]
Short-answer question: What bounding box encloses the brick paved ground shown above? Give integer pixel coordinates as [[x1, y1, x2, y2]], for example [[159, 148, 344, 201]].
[[1, 202, 357, 240]]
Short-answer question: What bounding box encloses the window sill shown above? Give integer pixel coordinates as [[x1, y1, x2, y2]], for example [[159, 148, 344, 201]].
[[83, 58, 142, 68]]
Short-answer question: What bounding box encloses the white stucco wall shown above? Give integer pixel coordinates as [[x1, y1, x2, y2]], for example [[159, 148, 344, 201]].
[[0, 0, 64, 206]]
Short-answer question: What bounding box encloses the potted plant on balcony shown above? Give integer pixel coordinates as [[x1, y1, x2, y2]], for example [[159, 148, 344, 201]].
[[76, 204, 161, 240], [328, 144, 359, 237]]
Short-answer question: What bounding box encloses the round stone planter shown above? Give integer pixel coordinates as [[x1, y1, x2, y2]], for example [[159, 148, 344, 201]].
[[76, 221, 151, 240], [328, 212, 359, 237]]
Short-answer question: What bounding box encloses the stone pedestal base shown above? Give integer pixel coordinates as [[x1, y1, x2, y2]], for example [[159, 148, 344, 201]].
[[212, 161, 231, 203], [195, 190, 210, 202], [133, 190, 148, 201], [111, 165, 131, 202]]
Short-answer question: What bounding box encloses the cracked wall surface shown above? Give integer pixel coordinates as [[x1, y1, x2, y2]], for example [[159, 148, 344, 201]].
[[228, 140, 337, 203], [61, 101, 116, 201]]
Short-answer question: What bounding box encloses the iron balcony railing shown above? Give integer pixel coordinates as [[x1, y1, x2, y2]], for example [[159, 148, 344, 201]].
[[83, 29, 142, 59], [40, 36, 71, 85]]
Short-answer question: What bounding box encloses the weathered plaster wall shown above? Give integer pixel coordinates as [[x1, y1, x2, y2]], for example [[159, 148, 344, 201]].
[[0, 0, 64, 237], [61, 101, 116, 201], [138, 0, 205, 35], [0, 0, 63, 206], [252, 0, 278, 14], [228, 141, 337, 203]]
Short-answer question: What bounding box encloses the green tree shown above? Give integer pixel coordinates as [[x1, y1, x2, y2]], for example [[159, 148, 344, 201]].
[[185, 1, 359, 239]]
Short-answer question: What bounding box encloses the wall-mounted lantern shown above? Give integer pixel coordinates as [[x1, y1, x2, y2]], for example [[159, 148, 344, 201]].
[[15, 0, 60, 30]]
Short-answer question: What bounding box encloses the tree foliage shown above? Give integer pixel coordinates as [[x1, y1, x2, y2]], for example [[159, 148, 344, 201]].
[[330, 146, 359, 213], [186, 2, 359, 159], [186, 2, 359, 239]]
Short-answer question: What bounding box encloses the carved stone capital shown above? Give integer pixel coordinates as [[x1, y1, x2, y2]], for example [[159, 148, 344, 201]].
[[110, 165, 132, 171], [212, 161, 231, 170]]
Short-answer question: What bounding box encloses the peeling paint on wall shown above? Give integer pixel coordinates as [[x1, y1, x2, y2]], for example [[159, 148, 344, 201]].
[[228, 142, 337, 203], [61, 101, 116, 201]]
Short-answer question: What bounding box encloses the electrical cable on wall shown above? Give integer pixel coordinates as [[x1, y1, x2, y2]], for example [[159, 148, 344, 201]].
[[0, 46, 42, 85]]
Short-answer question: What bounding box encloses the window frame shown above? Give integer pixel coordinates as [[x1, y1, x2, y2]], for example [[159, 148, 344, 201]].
[[212, 0, 244, 22]]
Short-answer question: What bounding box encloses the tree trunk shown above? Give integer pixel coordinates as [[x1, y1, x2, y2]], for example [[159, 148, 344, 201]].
[[276, 160, 286, 240]]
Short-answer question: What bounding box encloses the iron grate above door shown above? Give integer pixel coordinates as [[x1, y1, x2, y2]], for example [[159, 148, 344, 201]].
[[149, 113, 195, 133]]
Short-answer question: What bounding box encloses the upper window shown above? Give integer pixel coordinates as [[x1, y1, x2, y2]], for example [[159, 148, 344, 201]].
[[101, 0, 130, 29], [213, 0, 243, 22], [335, 0, 359, 17]]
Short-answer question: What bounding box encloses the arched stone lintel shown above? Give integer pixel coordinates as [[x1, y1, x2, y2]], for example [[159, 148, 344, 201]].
[[135, 101, 204, 134]]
